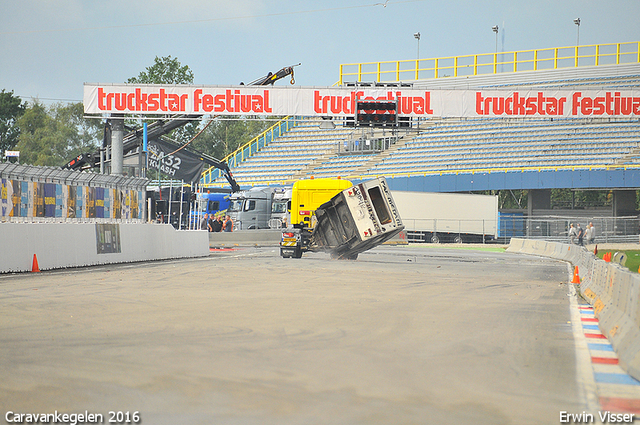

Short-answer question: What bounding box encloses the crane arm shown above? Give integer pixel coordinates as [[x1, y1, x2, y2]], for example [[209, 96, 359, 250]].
[[245, 63, 301, 86]]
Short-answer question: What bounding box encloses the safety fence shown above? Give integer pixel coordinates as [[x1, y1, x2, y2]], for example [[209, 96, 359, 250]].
[[508, 238, 640, 382], [0, 163, 147, 223], [339, 41, 640, 84], [499, 215, 640, 243]]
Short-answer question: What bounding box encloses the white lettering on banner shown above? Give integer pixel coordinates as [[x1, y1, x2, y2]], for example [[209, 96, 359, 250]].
[[83, 84, 640, 118], [147, 145, 181, 177]]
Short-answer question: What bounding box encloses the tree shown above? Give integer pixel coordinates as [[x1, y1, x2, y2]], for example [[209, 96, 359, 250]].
[[125, 56, 271, 163], [127, 56, 197, 144], [127, 55, 194, 85], [15, 102, 101, 166], [191, 118, 271, 160], [0, 89, 26, 156]]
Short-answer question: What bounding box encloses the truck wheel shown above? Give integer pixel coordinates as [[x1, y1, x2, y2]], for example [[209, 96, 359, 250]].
[[293, 247, 303, 259], [430, 235, 440, 244], [454, 235, 463, 244]]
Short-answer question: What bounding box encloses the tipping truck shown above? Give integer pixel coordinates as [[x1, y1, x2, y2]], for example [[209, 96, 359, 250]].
[[280, 177, 404, 259]]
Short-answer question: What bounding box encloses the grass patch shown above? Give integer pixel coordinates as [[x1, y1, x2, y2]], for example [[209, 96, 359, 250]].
[[596, 249, 640, 273]]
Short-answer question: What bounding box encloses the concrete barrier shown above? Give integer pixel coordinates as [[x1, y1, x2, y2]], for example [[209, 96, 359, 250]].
[[506, 237, 525, 252], [508, 237, 640, 382], [0, 222, 209, 273], [209, 229, 282, 247]]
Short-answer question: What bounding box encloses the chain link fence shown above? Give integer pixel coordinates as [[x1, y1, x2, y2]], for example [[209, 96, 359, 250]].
[[499, 215, 640, 244]]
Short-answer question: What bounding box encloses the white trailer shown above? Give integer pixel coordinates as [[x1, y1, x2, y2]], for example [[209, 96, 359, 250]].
[[391, 191, 499, 243]]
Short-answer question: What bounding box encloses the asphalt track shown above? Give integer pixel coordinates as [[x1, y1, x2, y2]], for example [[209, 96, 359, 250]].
[[0, 245, 581, 425]]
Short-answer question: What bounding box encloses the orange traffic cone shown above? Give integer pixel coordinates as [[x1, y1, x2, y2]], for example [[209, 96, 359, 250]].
[[31, 254, 40, 273], [571, 266, 580, 284]]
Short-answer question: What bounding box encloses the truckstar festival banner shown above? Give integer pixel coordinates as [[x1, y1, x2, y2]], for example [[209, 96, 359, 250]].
[[84, 84, 640, 118]]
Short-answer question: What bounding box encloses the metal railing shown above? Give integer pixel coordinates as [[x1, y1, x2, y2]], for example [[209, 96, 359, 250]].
[[401, 215, 639, 244], [0, 163, 147, 224], [339, 41, 640, 84], [338, 134, 398, 154], [500, 215, 640, 243]]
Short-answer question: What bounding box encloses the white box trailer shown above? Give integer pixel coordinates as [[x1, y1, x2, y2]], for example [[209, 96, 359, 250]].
[[391, 191, 499, 243]]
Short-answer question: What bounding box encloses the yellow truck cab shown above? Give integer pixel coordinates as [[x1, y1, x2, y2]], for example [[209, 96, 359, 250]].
[[281, 177, 352, 258], [289, 177, 353, 228]]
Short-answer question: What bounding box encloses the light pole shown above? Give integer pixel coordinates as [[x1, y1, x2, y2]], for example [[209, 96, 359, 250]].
[[574, 18, 581, 46], [414, 32, 421, 80], [492, 25, 499, 54], [492, 25, 499, 73]]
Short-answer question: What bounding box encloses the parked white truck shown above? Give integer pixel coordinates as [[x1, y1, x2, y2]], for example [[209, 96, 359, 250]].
[[391, 191, 498, 243]]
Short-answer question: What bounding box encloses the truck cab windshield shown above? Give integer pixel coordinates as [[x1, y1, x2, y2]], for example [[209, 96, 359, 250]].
[[228, 199, 243, 212], [272, 202, 288, 214]]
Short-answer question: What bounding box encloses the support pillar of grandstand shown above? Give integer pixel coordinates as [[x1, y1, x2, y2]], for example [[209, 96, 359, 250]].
[[526, 189, 551, 237], [111, 114, 124, 176], [613, 190, 638, 217], [527, 189, 551, 216]]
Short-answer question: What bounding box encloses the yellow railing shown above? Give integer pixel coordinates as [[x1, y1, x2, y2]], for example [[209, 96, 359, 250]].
[[339, 41, 640, 84]]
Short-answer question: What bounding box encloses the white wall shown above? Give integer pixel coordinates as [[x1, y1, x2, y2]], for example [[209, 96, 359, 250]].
[[0, 223, 209, 273]]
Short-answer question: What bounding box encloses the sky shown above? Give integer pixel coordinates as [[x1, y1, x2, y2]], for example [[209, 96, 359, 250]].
[[1, 0, 639, 105]]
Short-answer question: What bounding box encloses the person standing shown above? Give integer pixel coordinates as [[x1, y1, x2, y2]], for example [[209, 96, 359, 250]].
[[223, 215, 234, 232], [200, 213, 209, 231], [568, 223, 578, 244], [584, 223, 592, 245], [577, 223, 584, 246], [587, 222, 596, 244], [211, 215, 223, 232]]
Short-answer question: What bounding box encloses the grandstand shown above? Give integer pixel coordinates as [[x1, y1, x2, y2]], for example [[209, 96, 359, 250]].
[[201, 41, 640, 214]]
